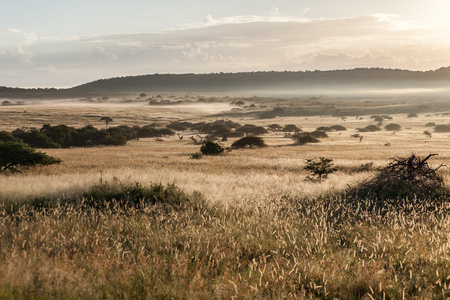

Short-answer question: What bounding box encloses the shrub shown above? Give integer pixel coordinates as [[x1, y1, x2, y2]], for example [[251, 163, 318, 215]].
[[292, 133, 320, 145], [231, 136, 267, 149], [310, 131, 328, 138], [282, 124, 301, 132], [370, 115, 392, 122], [330, 125, 347, 131], [347, 153, 446, 199], [235, 124, 268, 135], [200, 140, 224, 156], [384, 123, 402, 131], [267, 124, 283, 131], [190, 152, 203, 159], [357, 125, 381, 132], [407, 113, 418, 118], [82, 179, 203, 208], [0, 141, 61, 172], [434, 124, 450, 132], [259, 108, 285, 119], [304, 157, 337, 182], [425, 122, 436, 127], [0, 131, 18, 142], [316, 125, 345, 132]]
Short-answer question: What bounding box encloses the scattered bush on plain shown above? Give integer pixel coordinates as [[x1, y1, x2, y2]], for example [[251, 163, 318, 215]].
[[231, 136, 267, 149]]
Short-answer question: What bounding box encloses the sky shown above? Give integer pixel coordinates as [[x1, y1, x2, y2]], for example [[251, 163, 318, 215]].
[[1, 0, 450, 88]]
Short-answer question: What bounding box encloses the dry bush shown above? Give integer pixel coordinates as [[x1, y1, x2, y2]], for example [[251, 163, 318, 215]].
[[348, 153, 447, 200]]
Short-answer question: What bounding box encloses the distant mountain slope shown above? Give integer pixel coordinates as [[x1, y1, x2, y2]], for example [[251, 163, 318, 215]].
[[71, 67, 450, 93]]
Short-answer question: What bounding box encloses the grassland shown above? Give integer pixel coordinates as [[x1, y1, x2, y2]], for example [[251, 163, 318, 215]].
[[1, 96, 450, 299]]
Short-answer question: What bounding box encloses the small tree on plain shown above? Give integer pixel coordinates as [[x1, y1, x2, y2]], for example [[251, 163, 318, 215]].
[[304, 157, 337, 182], [0, 142, 61, 172], [231, 136, 266, 149], [100, 116, 113, 129], [385, 123, 402, 132]]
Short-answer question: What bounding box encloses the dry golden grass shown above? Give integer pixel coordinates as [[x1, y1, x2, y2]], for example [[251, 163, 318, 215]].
[[1, 100, 450, 298]]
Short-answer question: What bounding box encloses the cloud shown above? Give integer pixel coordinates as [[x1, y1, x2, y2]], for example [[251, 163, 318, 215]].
[[2, 14, 450, 87], [92, 47, 117, 63], [0, 30, 37, 65]]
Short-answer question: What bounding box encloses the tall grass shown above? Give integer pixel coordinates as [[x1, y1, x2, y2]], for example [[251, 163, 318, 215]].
[[1, 182, 450, 298]]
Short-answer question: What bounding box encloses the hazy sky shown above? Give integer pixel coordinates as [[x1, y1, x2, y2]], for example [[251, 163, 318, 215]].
[[1, 1, 450, 87]]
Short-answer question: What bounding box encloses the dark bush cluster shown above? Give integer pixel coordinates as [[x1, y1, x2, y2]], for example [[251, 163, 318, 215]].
[[384, 123, 402, 131], [316, 125, 347, 132], [200, 140, 225, 156], [231, 136, 267, 149], [282, 124, 301, 132], [168, 120, 244, 138], [292, 133, 321, 144], [434, 124, 450, 132], [356, 125, 381, 132], [370, 115, 393, 122], [258, 107, 285, 119], [3, 124, 174, 148]]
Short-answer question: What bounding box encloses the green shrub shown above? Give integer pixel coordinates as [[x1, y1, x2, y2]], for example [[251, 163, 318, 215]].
[[384, 123, 401, 131], [304, 157, 337, 182], [357, 125, 381, 132], [434, 124, 450, 132], [190, 152, 203, 159], [0, 131, 18, 142], [82, 179, 203, 208], [0, 141, 61, 172], [310, 131, 328, 138], [235, 124, 268, 135], [231, 136, 267, 149], [200, 140, 224, 156], [282, 124, 301, 132], [292, 133, 320, 145]]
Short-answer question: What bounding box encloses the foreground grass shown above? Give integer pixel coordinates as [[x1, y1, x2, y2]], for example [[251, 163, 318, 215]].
[[1, 180, 450, 299]]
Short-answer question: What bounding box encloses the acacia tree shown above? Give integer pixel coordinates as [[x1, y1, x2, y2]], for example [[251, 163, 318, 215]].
[[0, 142, 61, 172], [304, 157, 337, 182], [100, 116, 113, 129]]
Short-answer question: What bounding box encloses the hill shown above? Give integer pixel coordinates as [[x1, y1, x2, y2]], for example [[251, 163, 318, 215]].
[[1, 67, 450, 98], [71, 67, 450, 93]]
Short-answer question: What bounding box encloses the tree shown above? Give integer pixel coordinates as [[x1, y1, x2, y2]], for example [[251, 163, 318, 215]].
[[385, 123, 401, 132], [292, 133, 320, 144], [0, 142, 61, 172], [282, 124, 301, 132], [100, 116, 113, 129], [304, 157, 337, 182], [231, 136, 266, 149]]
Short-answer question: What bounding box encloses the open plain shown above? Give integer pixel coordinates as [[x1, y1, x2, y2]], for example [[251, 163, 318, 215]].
[[1, 95, 450, 299]]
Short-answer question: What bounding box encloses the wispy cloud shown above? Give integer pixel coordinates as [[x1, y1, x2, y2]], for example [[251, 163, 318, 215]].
[[1, 14, 449, 87]]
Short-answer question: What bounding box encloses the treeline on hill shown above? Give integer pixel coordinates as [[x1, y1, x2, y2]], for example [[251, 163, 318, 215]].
[[0, 124, 174, 148], [71, 67, 450, 92]]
